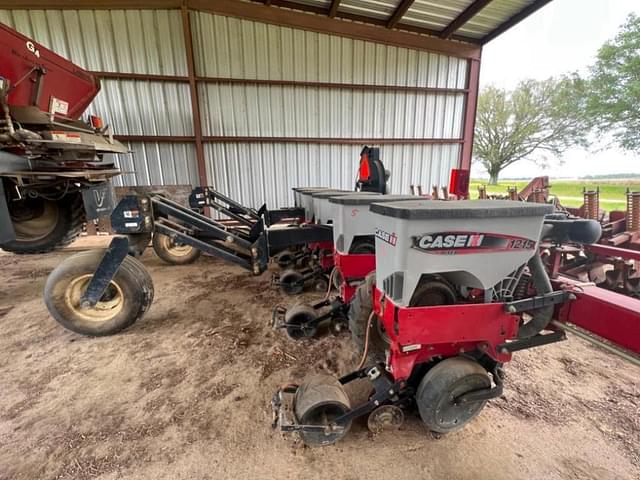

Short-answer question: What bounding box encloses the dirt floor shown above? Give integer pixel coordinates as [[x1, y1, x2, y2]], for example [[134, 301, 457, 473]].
[[0, 237, 638, 480]]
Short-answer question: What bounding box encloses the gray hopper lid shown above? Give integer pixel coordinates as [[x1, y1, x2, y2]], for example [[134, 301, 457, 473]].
[[369, 199, 555, 219], [293, 187, 330, 193], [330, 194, 417, 205], [310, 190, 353, 199]]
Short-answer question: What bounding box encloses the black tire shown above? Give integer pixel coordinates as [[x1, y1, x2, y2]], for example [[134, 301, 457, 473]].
[[410, 279, 456, 307], [276, 250, 296, 269], [126, 233, 151, 257], [416, 357, 491, 434], [350, 239, 375, 255], [294, 374, 352, 446], [44, 250, 154, 336], [152, 232, 201, 265], [348, 271, 388, 362], [279, 269, 305, 295], [0, 192, 84, 254], [284, 303, 318, 339]]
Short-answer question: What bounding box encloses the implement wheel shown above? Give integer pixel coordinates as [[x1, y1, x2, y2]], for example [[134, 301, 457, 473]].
[[152, 233, 201, 265], [276, 250, 296, 269], [279, 269, 305, 295], [284, 303, 318, 339], [44, 250, 154, 336], [0, 191, 84, 254], [294, 374, 352, 446], [416, 357, 491, 434], [348, 271, 388, 362]]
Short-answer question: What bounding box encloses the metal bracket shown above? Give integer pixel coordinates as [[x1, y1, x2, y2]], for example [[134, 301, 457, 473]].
[[504, 290, 573, 313], [497, 330, 567, 354], [79, 236, 129, 308]]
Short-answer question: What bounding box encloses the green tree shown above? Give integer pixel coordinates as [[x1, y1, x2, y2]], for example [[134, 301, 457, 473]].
[[473, 77, 590, 184], [586, 14, 640, 152]]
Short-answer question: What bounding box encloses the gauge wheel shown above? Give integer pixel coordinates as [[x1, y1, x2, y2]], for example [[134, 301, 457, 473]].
[[44, 250, 154, 336], [152, 232, 201, 265]]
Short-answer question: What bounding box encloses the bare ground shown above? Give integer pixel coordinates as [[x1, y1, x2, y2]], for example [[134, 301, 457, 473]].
[[0, 238, 638, 480]]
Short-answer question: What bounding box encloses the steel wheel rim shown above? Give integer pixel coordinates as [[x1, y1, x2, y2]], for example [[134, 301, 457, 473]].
[[12, 199, 59, 241], [159, 234, 193, 257], [64, 274, 124, 322]]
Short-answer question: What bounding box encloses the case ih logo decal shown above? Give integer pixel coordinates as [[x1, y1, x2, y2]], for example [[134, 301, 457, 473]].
[[413, 232, 536, 255], [375, 228, 397, 246]]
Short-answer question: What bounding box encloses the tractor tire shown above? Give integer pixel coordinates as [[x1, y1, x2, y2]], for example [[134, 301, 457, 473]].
[[44, 250, 154, 336], [348, 271, 388, 362], [152, 232, 201, 265], [0, 192, 84, 254], [416, 357, 491, 434]]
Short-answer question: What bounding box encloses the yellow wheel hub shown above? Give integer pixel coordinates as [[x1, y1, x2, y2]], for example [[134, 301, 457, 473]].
[[64, 274, 124, 322], [159, 234, 194, 257]]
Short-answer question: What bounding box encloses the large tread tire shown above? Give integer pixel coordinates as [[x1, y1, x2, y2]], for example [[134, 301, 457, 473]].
[[0, 193, 85, 254], [152, 232, 201, 265], [348, 271, 387, 362], [416, 357, 491, 434], [44, 250, 154, 336]]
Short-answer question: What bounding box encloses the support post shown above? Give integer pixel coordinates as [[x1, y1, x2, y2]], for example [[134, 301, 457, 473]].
[[460, 57, 481, 171], [181, 5, 208, 187]]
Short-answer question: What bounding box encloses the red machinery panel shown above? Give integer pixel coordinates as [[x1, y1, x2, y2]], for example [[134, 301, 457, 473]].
[[0, 22, 100, 118], [555, 275, 640, 355]]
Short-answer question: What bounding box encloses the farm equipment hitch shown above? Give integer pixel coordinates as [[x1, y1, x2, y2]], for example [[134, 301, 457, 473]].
[[189, 186, 304, 227]]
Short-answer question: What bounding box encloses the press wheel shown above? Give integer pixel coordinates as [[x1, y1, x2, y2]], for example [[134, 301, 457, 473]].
[[294, 374, 352, 446]]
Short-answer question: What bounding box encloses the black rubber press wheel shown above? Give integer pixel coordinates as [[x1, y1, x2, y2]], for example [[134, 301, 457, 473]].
[[294, 374, 352, 446], [279, 269, 305, 295], [284, 303, 318, 339], [152, 233, 201, 265], [276, 250, 296, 269], [44, 250, 154, 336], [416, 357, 491, 434]]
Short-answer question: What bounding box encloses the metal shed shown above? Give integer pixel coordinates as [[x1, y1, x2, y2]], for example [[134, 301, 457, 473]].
[[0, 0, 551, 208]]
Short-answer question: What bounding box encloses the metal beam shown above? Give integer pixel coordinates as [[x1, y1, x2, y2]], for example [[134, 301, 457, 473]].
[[481, 0, 553, 44], [189, 0, 481, 59], [459, 58, 481, 171], [387, 0, 415, 29], [114, 135, 465, 145], [328, 0, 341, 18], [439, 0, 493, 39], [181, 6, 208, 187], [93, 70, 468, 94], [0, 0, 181, 7]]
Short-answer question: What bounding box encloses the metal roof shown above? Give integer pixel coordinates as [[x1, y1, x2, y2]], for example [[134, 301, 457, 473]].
[[258, 0, 553, 44], [4, 1, 554, 46]]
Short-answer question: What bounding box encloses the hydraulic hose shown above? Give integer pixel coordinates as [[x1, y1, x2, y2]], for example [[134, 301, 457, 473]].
[[517, 252, 554, 339]]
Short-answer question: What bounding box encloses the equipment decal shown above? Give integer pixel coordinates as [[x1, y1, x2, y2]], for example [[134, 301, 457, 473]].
[[413, 232, 536, 255]]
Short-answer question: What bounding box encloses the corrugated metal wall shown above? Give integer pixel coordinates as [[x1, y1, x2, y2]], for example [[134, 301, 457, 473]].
[[192, 12, 466, 205], [1, 8, 467, 204]]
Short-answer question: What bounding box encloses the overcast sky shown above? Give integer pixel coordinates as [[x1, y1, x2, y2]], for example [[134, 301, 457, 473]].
[[474, 0, 640, 179]]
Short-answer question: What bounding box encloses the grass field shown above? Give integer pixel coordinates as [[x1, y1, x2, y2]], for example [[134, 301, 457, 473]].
[[469, 178, 640, 209]]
